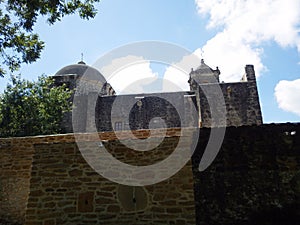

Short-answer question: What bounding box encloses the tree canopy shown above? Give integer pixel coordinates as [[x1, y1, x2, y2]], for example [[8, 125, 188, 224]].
[[0, 0, 100, 77], [0, 75, 72, 137]]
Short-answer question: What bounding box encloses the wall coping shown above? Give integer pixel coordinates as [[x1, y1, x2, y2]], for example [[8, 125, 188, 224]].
[[0, 128, 186, 145], [1, 123, 300, 146]]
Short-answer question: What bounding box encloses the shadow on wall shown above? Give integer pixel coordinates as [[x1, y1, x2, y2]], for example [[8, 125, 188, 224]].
[[192, 125, 300, 225], [0, 218, 21, 225], [243, 203, 300, 225]]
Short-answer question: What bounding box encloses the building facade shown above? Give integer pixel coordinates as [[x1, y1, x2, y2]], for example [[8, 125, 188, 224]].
[[189, 59, 262, 127], [53, 59, 262, 133]]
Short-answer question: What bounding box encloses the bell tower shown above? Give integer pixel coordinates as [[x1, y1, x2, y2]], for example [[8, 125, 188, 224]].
[[188, 59, 220, 90]]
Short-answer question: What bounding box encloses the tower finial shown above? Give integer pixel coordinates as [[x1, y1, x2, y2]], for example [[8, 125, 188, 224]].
[[200, 49, 205, 64], [200, 48, 204, 58], [78, 53, 86, 64]]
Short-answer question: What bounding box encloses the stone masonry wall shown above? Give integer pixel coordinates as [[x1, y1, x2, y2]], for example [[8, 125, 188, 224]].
[[0, 138, 35, 224], [95, 92, 197, 132], [1, 124, 300, 225], [193, 124, 300, 225], [1, 129, 196, 225], [197, 64, 262, 128], [198, 81, 262, 127]]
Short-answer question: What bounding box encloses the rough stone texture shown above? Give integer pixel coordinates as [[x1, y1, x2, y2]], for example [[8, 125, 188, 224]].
[[54, 62, 262, 133], [193, 124, 300, 225], [73, 73, 262, 132], [25, 135, 195, 224], [189, 59, 220, 84], [0, 138, 35, 224], [0, 128, 194, 225], [1, 124, 299, 224], [0, 134, 81, 224], [95, 92, 197, 132], [196, 65, 262, 127]]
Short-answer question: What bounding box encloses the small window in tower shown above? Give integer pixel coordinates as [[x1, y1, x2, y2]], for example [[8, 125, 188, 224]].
[[115, 122, 123, 131], [123, 122, 130, 130]]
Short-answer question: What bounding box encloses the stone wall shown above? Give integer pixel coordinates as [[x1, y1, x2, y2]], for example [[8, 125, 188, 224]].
[[71, 91, 198, 133], [1, 129, 196, 225], [62, 66, 262, 133], [0, 137, 35, 224], [72, 79, 262, 133], [26, 142, 195, 224], [198, 80, 262, 127], [193, 124, 300, 225], [194, 64, 262, 128], [95, 92, 197, 132], [1, 124, 299, 225]]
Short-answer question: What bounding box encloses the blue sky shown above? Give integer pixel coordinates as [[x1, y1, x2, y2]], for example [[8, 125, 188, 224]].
[[1, 0, 300, 123]]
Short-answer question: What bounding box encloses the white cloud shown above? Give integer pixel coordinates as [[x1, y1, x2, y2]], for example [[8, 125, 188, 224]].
[[100, 51, 202, 94], [195, 0, 300, 81], [100, 55, 158, 94], [163, 50, 202, 92], [98, 1, 300, 94], [162, 66, 189, 92], [275, 79, 300, 116], [201, 32, 264, 81]]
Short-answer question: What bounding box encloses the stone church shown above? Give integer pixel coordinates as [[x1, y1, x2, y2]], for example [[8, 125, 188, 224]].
[[52, 59, 263, 132], [1, 60, 300, 225]]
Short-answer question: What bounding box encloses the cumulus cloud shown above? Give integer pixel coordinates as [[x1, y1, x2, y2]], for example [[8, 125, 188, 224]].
[[275, 79, 300, 116], [162, 66, 189, 92], [100, 1, 300, 95], [100, 55, 158, 94], [201, 32, 264, 82], [195, 0, 300, 81], [163, 49, 202, 92]]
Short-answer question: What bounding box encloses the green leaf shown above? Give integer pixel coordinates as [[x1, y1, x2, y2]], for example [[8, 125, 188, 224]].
[[0, 0, 100, 77], [0, 74, 73, 137]]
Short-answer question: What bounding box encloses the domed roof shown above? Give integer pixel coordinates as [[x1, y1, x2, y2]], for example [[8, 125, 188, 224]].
[[55, 61, 107, 83]]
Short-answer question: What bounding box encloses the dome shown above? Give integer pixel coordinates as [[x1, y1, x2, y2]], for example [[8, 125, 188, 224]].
[[55, 61, 107, 83]]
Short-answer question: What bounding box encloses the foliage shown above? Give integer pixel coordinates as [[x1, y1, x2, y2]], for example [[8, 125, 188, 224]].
[[0, 75, 72, 137], [0, 0, 100, 76]]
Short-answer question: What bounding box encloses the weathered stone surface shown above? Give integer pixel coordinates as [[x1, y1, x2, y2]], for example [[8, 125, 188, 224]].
[[0, 129, 194, 224], [193, 124, 300, 225], [0, 124, 299, 224]]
